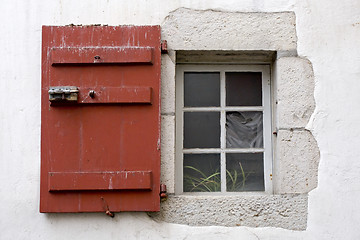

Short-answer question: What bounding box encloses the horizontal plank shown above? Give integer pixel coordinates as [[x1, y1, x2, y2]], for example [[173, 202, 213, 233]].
[[48, 171, 152, 191], [51, 47, 153, 64], [78, 87, 152, 104]]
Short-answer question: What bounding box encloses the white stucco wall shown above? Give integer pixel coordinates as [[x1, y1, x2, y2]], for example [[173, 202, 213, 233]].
[[0, 0, 359, 239]]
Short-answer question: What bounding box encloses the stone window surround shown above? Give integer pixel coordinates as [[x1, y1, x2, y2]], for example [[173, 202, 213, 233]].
[[150, 8, 320, 231]]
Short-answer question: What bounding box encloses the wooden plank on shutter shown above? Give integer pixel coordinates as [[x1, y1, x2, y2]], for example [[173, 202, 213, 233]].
[[48, 171, 152, 191], [51, 47, 153, 65], [78, 87, 152, 104]]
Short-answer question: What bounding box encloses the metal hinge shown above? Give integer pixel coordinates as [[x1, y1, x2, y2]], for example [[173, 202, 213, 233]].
[[160, 184, 168, 201], [161, 40, 168, 54], [101, 197, 115, 218]]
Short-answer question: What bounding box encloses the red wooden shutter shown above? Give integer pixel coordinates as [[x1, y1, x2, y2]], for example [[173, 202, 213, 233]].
[[40, 26, 161, 212]]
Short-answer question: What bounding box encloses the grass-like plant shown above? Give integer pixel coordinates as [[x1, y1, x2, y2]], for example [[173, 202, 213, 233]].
[[226, 162, 250, 192], [183, 165, 221, 192], [183, 162, 252, 192]]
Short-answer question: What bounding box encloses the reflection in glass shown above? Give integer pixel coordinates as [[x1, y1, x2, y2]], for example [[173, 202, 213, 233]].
[[183, 154, 221, 192], [226, 153, 264, 192], [184, 72, 220, 107], [184, 112, 220, 148], [226, 111, 263, 148], [226, 72, 262, 106]]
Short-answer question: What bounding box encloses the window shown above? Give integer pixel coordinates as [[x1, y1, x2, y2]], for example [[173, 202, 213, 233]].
[[175, 65, 272, 194]]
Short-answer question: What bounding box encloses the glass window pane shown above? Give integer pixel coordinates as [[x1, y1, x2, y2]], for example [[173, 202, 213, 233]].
[[184, 72, 220, 107], [183, 154, 220, 192], [184, 112, 220, 148], [226, 153, 264, 192], [226, 72, 262, 106], [226, 111, 263, 148]]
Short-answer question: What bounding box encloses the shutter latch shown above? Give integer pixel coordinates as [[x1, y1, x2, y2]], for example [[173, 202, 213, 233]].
[[48, 86, 79, 102]]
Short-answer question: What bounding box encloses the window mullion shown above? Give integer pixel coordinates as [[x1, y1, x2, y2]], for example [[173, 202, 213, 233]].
[[220, 71, 226, 193], [262, 67, 273, 194]]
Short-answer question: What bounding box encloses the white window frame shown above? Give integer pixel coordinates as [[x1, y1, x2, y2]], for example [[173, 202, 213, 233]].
[[175, 64, 273, 195]]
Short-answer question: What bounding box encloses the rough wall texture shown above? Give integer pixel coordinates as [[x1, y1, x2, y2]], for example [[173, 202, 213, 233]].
[[276, 57, 316, 129], [273, 57, 320, 193], [161, 54, 176, 115], [160, 54, 176, 193], [150, 194, 308, 230], [275, 130, 320, 193], [160, 115, 175, 193], [162, 8, 297, 51]]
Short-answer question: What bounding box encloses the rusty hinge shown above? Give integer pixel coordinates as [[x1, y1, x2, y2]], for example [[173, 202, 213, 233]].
[[161, 40, 168, 54], [101, 197, 115, 218], [160, 184, 167, 201]]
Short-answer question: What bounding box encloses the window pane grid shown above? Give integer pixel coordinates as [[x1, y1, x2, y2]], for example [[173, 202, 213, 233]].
[[177, 65, 272, 194], [182, 70, 265, 193]]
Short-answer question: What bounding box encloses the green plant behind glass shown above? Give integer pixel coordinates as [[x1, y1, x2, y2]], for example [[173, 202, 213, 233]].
[[183, 165, 221, 192], [226, 162, 252, 192], [184, 162, 252, 192]]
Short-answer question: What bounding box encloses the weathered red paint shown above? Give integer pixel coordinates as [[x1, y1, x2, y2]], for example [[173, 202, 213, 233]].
[[48, 171, 152, 191], [41, 25, 161, 213], [75, 87, 152, 104], [51, 47, 153, 65]]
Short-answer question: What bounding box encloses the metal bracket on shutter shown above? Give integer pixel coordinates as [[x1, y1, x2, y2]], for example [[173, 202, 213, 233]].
[[49, 86, 79, 102], [161, 40, 168, 54], [160, 184, 168, 201], [101, 197, 115, 218]]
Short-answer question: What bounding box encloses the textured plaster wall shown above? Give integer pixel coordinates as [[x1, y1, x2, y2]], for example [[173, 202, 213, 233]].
[[274, 57, 319, 194], [151, 194, 308, 230], [160, 54, 176, 194], [0, 0, 360, 239], [275, 130, 319, 193], [162, 9, 297, 51], [275, 57, 315, 130]]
